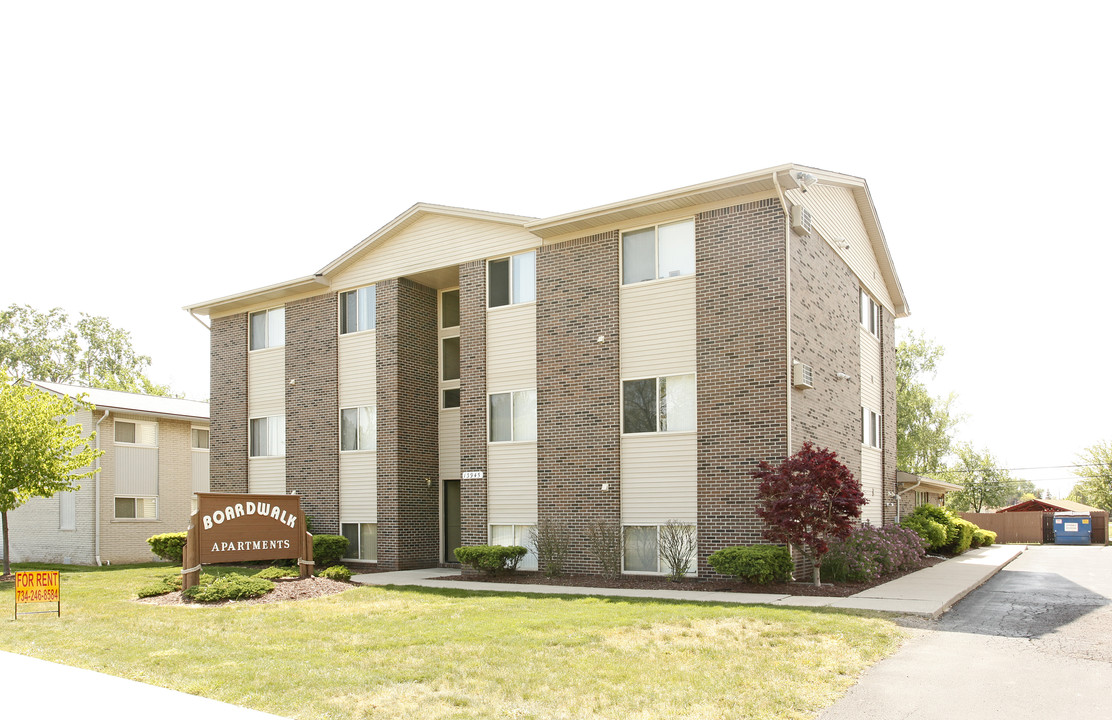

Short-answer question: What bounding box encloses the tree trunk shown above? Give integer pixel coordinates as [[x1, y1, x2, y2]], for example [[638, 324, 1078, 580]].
[[2, 510, 10, 577], [813, 562, 821, 587]]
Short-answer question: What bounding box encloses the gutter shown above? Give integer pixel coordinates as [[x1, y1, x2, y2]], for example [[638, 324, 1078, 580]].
[[94, 409, 110, 566]]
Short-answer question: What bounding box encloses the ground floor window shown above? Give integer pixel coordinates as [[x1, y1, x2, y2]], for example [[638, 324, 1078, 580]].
[[490, 523, 538, 571], [341, 522, 378, 562], [622, 524, 697, 575], [115, 496, 157, 520]]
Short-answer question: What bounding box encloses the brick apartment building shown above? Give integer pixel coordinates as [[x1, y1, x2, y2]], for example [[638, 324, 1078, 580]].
[[185, 164, 908, 576]]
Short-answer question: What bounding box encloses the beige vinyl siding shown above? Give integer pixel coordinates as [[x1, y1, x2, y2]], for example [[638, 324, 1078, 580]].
[[191, 449, 210, 495], [340, 451, 377, 524], [785, 184, 893, 312], [620, 433, 698, 524], [115, 445, 159, 497], [248, 457, 285, 494], [486, 303, 536, 393], [439, 409, 461, 480], [620, 276, 696, 378], [487, 442, 538, 525], [338, 331, 376, 408], [860, 327, 882, 410], [860, 448, 884, 525], [332, 214, 540, 291], [248, 346, 285, 416]]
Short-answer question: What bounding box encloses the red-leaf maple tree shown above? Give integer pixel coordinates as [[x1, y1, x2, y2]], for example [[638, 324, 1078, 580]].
[[754, 442, 866, 586]]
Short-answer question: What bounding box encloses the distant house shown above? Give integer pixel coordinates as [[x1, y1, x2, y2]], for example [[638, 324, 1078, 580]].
[[997, 498, 1106, 515], [896, 471, 962, 519], [2, 382, 209, 565]]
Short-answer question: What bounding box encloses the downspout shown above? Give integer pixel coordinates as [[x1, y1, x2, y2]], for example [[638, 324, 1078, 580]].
[[771, 171, 792, 456], [95, 409, 110, 566], [188, 310, 210, 331]]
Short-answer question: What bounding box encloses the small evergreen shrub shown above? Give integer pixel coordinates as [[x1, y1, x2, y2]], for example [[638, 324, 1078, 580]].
[[821, 524, 927, 582], [147, 532, 187, 564], [313, 535, 349, 568], [947, 518, 977, 554], [454, 545, 528, 574], [182, 573, 274, 602], [707, 545, 793, 584], [900, 513, 948, 552], [972, 528, 997, 547], [318, 565, 352, 582], [904, 504, 980, 555], [254, 566, 299, 580]]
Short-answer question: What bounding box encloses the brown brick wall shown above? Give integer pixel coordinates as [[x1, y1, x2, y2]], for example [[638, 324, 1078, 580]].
[[881, 307, 898, 523], [459, 260, 489, 547], [788, 227, 862, 488], [376, 278, 440, 570], [285, 293, 339, 534], [210, 313, 248, 492], [695, 198, 788, 576], [536, 231, 621, 574]]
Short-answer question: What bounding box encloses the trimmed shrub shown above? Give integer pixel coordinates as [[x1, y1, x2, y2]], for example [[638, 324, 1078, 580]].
[[147, 532, 187, 564], [707, 545, 793, 584], [182, 573, 274, 602], [904, 504, 979, 555], [948, 518, 977, 554], [973, 528, 997, 547], [254, 566, 299, 580], [454, 545, 528, 574], [900, 513, 948, 551], [822, 524, 928, 583], [313, 535, 349, 568], [318, 565, 352, 582]]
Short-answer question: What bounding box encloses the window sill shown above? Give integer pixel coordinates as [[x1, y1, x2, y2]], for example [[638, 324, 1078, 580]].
[[249, 455, 286, 460], [621, 273, 695, 289], [862, 444, 882, 452], [487, 300, 537, 313], [339, 449, 377, 455], [620, 430, 698, 438], [248, 345, 285, 353], [487, 439, 538, 446], [112, 518, 160, 523], [339, 327, 377, 339]]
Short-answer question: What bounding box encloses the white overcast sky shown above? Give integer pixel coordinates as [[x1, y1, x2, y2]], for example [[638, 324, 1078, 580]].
[[2, 2, 1107, 497]]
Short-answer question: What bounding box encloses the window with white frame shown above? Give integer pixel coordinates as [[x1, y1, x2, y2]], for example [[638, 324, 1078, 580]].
[[115, 496, 157, 520], [340, 285, 376, 334], [59, 491, 76, 531], [622, 374, 696, 434], [440, 289, 461, 409], [249, 415, 286, 457], [340, 406, 376, 451], [622, 219, 695, 285], [341, 522, 378, 561], [488, 251, 536, 308], [488, 390, 537, 442], [115, 420, 158, 446], [249, 307, 285, 350], [621, 524, 697, 574], [860, 289, 879, 337], [191, 428, 209, 450], [862, 407, 882, 449], [490, 524, 538, 571]]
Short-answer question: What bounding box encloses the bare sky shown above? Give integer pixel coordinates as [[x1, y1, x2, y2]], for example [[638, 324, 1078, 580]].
[[2, 1, 1107, 497]]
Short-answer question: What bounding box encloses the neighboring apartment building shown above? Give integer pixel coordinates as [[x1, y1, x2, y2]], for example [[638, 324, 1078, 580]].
[[186, 164, 909, 576], [3, 382, 210, 565]]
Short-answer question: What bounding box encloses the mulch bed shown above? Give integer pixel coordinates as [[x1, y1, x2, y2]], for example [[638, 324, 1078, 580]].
[[137, 576, 352, 606], [434, 556, 946, 598]]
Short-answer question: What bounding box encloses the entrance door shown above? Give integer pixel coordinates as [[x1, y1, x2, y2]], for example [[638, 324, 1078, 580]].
[[443, 480, 461, 563]]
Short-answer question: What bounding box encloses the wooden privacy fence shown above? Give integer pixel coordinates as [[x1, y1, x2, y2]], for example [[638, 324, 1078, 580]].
[[960, 511, 1109, 544]]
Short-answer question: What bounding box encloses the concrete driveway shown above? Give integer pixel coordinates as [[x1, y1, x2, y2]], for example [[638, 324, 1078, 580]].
[[820, 544, 1112, 719]]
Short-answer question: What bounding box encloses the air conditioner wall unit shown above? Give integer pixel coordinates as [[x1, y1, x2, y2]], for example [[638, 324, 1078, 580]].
[[791, 204, 812, 236], [793, 361, 814, 390]]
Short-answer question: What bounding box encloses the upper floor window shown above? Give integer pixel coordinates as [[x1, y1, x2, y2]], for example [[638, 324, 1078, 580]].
[[622, 219, 695, 285], [249, 307, 285, 350], [115, 420, 158, 447], [340, 285, 376, 334], [340, 406, 376, 451], [860, 289, 879, 337], [191, 428, 209, 450], [489, 389, 537, 442], [622, 374, 696, 434], [250, 415, 285, 457], [489, 251, 536, 308], [862, 407, 882, 449]]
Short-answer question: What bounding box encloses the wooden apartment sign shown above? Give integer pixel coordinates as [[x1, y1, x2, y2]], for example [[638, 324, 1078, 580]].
[[182, 492, 314, 590]]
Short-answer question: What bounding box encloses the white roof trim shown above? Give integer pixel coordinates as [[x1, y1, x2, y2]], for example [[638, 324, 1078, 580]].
[[28, 380, 210, 421]]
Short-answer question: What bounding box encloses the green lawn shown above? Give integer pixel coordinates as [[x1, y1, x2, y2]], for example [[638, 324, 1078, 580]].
[[1, 564, 903, 719]]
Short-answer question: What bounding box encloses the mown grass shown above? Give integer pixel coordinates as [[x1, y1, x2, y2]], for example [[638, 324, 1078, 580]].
[[1, 564, 904, 719]]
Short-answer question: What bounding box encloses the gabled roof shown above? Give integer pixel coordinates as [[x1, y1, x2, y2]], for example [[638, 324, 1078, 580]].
[[29, 380, 210, 422], [997, 498, 1106, 514]]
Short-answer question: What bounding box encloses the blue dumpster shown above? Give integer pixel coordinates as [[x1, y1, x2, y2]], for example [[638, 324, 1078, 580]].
[[1053, 512, 1092, 545]]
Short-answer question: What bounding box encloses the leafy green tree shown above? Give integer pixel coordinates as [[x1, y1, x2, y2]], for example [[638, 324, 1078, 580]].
[[0, 372, 103, 575], [896, 331, 961, 475], [943, 445, 1013, 513], [1002, 476, 1038, 507], [0, 304, 171, 395], [1070, 442, 1112, 512]]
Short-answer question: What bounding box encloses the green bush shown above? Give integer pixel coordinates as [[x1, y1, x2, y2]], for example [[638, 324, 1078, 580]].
[[454, 545, 528, 574], [182, 573, 274, 602], [706, 545, 793, 584], [904, 504, 981, 555], [947, 518, 977, 555], [254, 566, 299, 580], [318, 565, 352, 581], [900, 513, 948, 552], [973, 528, 997, 547], [313, 535, 349, 568], [147, 532, 187, 564], [137, 572, 183, 598]]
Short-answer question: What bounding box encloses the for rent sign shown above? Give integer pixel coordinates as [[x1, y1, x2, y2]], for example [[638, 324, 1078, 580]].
[[195, 493, 304, 564], [15, 571, 61, 618]]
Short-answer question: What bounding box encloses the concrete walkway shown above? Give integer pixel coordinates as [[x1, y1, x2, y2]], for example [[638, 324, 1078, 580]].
[[353, 544, 1025, 619]]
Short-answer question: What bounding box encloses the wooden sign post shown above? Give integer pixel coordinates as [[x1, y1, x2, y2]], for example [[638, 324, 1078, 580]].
[[183, 493, 314, 590]]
